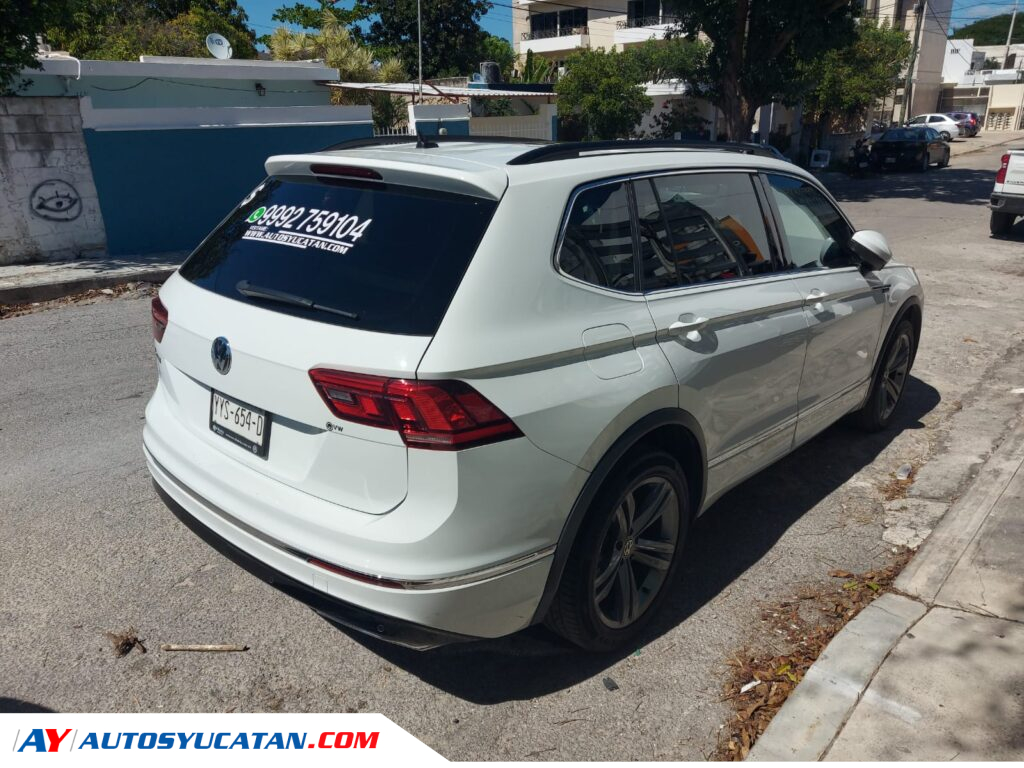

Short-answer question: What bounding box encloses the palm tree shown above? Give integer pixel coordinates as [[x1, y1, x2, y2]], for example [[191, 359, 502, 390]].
[[269, 10, 409, 130]]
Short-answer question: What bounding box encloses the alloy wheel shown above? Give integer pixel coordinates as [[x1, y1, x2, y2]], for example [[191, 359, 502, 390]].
[[592, 476, 680, 629], [880, 332, 912, 420]]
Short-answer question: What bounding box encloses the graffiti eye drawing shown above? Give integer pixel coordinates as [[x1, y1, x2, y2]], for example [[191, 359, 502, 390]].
[[30, 180, 82, 222]]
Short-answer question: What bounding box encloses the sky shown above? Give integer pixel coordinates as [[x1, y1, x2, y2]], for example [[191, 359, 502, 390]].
[[946, 0, 1021, 32], [236, 0, 1019, 44], [238, 0, 515, 42]]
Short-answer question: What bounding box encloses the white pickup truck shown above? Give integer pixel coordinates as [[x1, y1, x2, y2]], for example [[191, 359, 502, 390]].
[[991, 148, 1024, 235]]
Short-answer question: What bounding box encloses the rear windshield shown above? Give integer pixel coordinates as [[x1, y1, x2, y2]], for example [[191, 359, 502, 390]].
[[880, 129, 925, 141], [179, 176, 497, 335]]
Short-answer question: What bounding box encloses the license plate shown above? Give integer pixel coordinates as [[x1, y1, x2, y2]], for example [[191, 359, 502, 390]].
[[210, 390, 271, 458], [885, 157, 896, 164]]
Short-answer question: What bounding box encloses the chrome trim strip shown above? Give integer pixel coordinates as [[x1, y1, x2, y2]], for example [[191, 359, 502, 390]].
[[145, 445, 555, 591], [653, 297, 807, 342], [705, 376, 871, 470], [707, 416, 798, 469], [796, 377, 871, 421]]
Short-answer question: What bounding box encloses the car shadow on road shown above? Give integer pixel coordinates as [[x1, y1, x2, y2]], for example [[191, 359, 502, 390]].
[[822, 164, 995, 206], [336, 375, 941, 704], [0, 697, 54, 713]]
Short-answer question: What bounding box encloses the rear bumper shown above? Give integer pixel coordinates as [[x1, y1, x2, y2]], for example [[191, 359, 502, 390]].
[[152, 479, 470, 650], [871, 153, 923, 169], [991, 193, 1024, 216], [145, 440, 557, 644]]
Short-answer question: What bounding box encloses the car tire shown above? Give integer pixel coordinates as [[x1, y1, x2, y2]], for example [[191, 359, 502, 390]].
[[855, 319, 916, 433], [990, 211, 1016, 236], [546, 449, 690, 652], [940, 131, 951, 141]]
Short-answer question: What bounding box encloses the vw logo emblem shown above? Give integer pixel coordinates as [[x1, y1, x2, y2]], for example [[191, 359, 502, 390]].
[[211, 337, 232, 375]]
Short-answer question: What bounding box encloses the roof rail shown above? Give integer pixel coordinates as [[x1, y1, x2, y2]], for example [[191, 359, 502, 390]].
[[319, 134, 553, 153], [506, 140, 780, 166]]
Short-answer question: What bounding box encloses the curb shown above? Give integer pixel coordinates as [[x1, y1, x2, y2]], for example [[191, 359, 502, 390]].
[[747, 593, 926, 761], [895, 417, 1024, 602], [746, 415, 1024, 762], [0, 268, 176, 306]]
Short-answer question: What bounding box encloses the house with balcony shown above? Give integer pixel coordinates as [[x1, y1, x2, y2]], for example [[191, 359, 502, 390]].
[[860, 0, 955, 121], [514, 1, 678, 65]]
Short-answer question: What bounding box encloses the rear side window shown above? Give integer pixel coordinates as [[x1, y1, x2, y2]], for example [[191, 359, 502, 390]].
[[557, 182, 636, 292], [649, 172, 774, 286], [179, 177, 496, 335]]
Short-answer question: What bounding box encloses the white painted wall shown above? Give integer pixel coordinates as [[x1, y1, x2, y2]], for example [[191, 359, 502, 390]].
[[0, 97, 106, 265], [470, 104, 558, 139]]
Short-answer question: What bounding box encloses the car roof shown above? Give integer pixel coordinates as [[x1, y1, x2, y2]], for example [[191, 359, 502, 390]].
[[266, 139, 811, 201]]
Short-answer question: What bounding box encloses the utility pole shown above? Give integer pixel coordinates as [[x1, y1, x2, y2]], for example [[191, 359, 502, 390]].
[[901, 1, 925, 124], [417, 0, 423, 102], [1005, 0, 1019, 69]]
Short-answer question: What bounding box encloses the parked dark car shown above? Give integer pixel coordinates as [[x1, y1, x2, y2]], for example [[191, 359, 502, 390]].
[[946, 111, 981, 137], [870, 127, 950, 172]]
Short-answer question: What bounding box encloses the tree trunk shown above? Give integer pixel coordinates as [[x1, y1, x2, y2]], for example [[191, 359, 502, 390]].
[[718, 81, 756, 141]]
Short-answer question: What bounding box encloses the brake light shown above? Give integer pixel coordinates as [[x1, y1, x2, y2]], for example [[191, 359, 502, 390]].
[[309, 369, 522, 450], [151, 297, 168, 342], [309, 164, 382, 180], [996, 154, 1010, 184]]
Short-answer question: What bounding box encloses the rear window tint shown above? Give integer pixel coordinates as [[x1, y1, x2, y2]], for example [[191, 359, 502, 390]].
[[179, 176, 497, 335]]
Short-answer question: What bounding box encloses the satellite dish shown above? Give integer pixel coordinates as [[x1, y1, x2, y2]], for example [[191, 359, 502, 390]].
[[206, 33, 233, 60]]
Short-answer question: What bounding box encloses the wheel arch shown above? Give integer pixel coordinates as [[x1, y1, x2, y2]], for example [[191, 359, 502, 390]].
[[874, 295, 923, 382], [531, 408, 707, 625]]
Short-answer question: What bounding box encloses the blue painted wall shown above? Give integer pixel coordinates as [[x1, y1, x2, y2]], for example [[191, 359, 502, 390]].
[[84, 122, 372, 255]]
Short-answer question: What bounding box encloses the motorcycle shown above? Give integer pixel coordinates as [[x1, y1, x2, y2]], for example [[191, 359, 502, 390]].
[[846, 139, 872, 177]]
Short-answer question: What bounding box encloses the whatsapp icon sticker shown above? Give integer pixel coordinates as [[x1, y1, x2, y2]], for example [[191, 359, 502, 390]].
[[246, 206, 267, 223]]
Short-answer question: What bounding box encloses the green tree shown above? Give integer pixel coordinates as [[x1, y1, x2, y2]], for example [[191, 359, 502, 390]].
[[47, 0, 258, 60], [513, 49, 554, 83], [663, 0, 858, 140], [626, 37, 708, 84], [801, 20, 912, 142], [480, 33, 516, 80], [0, 0, 68, 92], [646, 98, 709, 139], [363, 0, 491, 79], [271, 0, 368, 31], [953, 13, 1024, 46], [555, 47, 652, 140], [269, 10, 407, 130]]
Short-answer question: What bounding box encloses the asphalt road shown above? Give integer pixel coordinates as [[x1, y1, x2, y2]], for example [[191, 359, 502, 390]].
[[2, 141, 1023, 760]]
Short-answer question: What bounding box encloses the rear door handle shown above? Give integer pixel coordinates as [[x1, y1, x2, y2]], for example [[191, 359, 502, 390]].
[[668, 316, 708, 342], [805, 288, 829, 313]]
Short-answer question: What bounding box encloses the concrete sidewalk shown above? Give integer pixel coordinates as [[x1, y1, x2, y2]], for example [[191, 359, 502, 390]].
[[948, 129, 1024, 159], [750, 415, 1024, 761], [0, 252, 184, 305]]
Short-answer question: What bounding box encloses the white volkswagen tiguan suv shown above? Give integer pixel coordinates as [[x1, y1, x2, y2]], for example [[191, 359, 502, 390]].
[[144, 137, 923, 651]]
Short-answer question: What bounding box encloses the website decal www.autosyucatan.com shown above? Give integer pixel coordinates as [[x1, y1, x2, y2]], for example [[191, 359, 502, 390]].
[[6, 713, 444, 765]]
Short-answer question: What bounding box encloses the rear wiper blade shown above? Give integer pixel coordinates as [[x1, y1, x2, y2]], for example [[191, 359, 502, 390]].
[[236, 280, 359, 320]]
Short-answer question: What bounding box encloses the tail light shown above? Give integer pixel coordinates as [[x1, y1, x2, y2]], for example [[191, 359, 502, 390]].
[[309, 369, 522, 450], [996, 154, 1010, 184], [151, 297, 168, 342], [310, 164, 382, 180]]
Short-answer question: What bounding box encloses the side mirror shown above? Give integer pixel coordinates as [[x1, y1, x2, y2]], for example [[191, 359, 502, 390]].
[[849, 230, 892, 272]]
